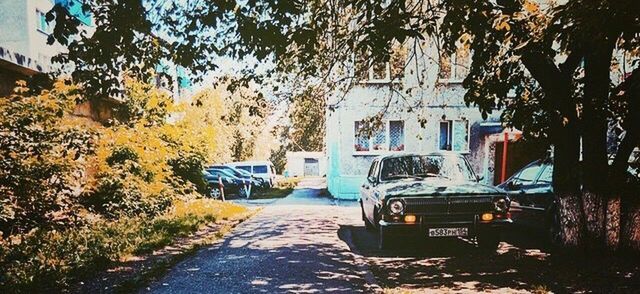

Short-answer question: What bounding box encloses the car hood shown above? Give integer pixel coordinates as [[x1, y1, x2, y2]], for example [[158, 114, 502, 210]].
[[378, 178, 502, 197]]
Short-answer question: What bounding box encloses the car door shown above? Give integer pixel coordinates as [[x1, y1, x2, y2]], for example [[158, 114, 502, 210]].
[[361, 159, 379, 223], [527, 161, 555, 230], [502, 161, 545, 227]]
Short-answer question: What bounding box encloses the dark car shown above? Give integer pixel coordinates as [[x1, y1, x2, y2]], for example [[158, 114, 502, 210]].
[[497, 156, 639, 244], [203, 169, 250, 199], [206, 165, 262, 188], [496, 157, 556, 237], [360, 152, 511, 250]]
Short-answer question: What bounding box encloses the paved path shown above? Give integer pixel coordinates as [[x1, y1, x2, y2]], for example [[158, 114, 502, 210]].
[[144, 178, 639, 293], [145, 178, 373, 293]]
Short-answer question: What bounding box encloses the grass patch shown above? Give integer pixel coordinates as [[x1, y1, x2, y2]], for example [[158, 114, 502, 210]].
[[0, 199, 248, 293], [248, 177, 301, 199], [251, 187, 295, 199]]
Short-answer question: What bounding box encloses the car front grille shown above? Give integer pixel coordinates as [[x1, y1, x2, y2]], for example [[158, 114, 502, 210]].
[[401, 195, 495, 214]]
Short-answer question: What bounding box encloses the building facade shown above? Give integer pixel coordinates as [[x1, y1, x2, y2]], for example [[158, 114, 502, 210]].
[[285, 151, 327, 177], [0, 0, 68, 95], [325, 43, 519, 200]]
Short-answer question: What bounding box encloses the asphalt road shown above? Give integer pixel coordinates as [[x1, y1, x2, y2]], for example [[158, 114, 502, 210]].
[[144, 178, 375, 293], [144, 178, 637, 293]]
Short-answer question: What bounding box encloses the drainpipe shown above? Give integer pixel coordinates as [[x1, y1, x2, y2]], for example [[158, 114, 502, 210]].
[[501, 132, 509, 183]]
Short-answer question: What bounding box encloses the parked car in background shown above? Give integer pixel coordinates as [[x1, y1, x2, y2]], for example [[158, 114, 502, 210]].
[[227, 161, 277, 187], [203, 169, 251, 198], [497, 157, 555, 238], [498, 156, 640, 246], [206, 165, 262, 188], [360, 152, 512, 250]]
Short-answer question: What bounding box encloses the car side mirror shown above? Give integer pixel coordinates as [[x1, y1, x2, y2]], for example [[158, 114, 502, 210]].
[[476, 175, 484, 182], [368, 176, 378, 185], [507, 181, 519, 190]]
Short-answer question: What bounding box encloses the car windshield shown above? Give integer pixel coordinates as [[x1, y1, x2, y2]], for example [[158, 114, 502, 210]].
[[207, 169, 236, 179], [234, 168, 252, 177], [380, 155, 476, 182], [212, 167, 244, 178]]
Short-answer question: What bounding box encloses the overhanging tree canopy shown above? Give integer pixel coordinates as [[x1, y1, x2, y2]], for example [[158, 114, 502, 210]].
[[50, 0, 640, 251]]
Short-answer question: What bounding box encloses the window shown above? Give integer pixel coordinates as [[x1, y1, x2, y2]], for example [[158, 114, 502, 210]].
[[253, 165, 268, 174], [389, 121, 405, 151], [438, 119, 469, 152], [537, 164, 553, 184], [439, 47, 470, 82], [354, 120, 405, 153], [513, 163, 543, 186], [354, 121, 371, 151], [358, 61, 390, 82], [367, 160, 379, 180], [36, 10, 52, 34], [237, 166, 252, 172]]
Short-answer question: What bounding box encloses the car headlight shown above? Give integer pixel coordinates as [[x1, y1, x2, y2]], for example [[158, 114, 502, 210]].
[[388, 199, 404, 215], [494, 198, 508, 212]]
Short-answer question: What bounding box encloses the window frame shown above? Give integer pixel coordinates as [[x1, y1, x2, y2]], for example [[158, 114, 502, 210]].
[[438, 49, 471, 84], [438, 118, 470, 153], [353, 120, 406, 155]]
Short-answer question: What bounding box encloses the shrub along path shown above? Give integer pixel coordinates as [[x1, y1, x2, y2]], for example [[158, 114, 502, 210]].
[[73, 201, 256, 293]]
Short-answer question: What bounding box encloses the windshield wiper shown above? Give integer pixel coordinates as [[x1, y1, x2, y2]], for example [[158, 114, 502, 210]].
[[384, 175, 422, 180], [414, 173, 450, 179]]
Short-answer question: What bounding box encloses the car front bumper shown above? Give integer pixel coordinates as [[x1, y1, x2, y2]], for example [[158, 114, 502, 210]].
[[379, 216, 512, 237]]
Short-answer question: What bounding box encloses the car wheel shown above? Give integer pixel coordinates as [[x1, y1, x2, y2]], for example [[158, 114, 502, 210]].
[[209, 187, 222, 199], [361, 204, 375, 231], [379, 226, 395, 250], [476, 230, 500, 251]]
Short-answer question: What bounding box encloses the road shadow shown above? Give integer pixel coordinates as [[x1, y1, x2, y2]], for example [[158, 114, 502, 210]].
[[341, 224, 640, 293], [146, 204, 372, 293]]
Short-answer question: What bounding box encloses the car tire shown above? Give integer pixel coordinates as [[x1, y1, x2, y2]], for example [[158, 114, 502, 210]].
[[476, 230, 500, 251], [209, 187, 222, 199], [379, 226, 395, 250]]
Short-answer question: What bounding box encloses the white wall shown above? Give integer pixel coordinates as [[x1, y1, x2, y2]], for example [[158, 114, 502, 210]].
[[0, 0, 66, 70], [285, 152, 326, 177]]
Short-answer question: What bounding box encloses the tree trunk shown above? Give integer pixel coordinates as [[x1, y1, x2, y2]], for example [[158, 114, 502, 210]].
[[521, 45, 583, 249], [581, 37, 615, 250], [557, 191, 586, 247], [606, 196, 621, 248], [622, 194, 640, 251], [582, 191, 606, 248], [553, 120, 584, 248]]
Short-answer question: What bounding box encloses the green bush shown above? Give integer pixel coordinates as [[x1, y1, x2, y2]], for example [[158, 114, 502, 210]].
[[0, 81, 96, 236], [168, 152, 208, 194], [0, 200, 248, 292]]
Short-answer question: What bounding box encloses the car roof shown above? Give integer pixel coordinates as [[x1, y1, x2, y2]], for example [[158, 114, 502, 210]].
[[374, 151, 465, 161], [227, 161, 274, 166]]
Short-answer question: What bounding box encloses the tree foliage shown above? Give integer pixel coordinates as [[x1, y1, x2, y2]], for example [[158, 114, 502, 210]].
[[288, 86, 326, 152], [47, 0, 640, 251]]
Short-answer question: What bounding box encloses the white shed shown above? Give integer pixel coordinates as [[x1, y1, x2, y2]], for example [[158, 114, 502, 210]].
[[285, 152, 327, 177]]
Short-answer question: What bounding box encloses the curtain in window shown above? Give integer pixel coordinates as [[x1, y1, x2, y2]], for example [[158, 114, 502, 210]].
[[354, 121, 370, 151], [372, 127, 386, 150], [453, 120, 469, 151], [389, 121, 405, 151], [439, 121, 451, 150]]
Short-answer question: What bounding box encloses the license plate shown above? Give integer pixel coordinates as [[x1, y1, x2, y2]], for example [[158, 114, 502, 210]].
[[428, 227, 468, 237]]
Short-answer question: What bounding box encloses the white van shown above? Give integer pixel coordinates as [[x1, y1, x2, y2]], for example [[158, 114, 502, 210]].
[[226, 161, 277, 187]]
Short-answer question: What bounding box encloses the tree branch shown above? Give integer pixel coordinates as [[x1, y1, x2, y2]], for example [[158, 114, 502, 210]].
[[520, 46, 574, 119]]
